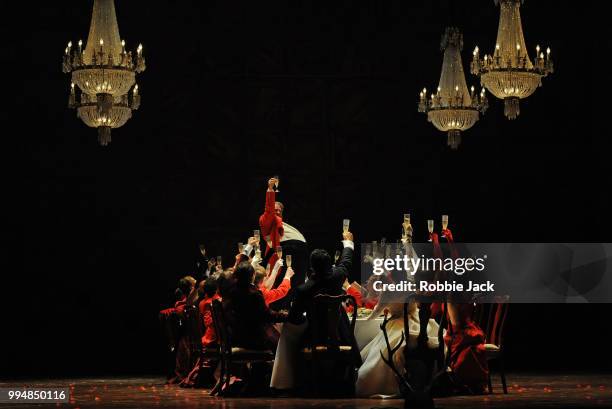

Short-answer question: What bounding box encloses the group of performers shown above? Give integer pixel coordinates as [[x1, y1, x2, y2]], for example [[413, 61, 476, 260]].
[[160, 177, 489, 398]]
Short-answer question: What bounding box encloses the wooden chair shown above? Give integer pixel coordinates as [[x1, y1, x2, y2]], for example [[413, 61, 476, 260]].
[[180, 304, 223, 389], [478, 300, 510, 394], [210, 299, 275, 396], [300, 293, 359, 397], [159, 310, 182, 380], [181, 305, 204, 360]]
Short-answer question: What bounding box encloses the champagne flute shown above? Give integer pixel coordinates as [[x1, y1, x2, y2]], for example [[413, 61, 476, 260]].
[[286, 254, 292, 268], [253, 229, 260, 244], [403, 213, 411, 238], [334, 250, 341, 264], [343, 219, 350, 234], [238, 242, 244, 253], [441, 215, 449, 238], [427, 219, 434, 242]]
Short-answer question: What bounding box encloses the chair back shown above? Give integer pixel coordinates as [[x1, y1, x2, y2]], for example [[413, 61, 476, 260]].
[[182, 304, 204, 355], [481, 300, 510, 348], [159, 310, 181, 352], [211, 299, 231, 356], [307, 293, 357, 348]]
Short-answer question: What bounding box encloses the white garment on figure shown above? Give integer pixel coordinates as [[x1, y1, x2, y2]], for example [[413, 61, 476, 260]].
[[355, 309, 441, 398], [281, 222, 306, 243], [270, 321, 307, 389]]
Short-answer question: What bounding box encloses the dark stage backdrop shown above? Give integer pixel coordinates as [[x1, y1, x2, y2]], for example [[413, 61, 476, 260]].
[[5, 1, 608, 376]]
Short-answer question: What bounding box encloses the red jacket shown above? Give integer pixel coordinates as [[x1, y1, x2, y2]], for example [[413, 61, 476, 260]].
[[198, 294, 220, 347], [344, 285, 363, 313], [259, 278, 291, 306], [258, 190, 284, 267]]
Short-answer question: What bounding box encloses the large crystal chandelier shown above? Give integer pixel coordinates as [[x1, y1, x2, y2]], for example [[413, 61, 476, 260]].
[[62, 0, 145, 146], [470, 0, 553, 120], [419, 27, 488, 150]]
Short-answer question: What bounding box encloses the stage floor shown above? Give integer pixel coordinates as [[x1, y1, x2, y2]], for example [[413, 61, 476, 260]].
[[1, 373, 610, 408]]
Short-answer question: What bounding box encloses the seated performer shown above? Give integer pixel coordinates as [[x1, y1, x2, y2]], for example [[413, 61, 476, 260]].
[[164, 275, 198, 384], [437, 227, 488, 395], [342, 278, 363, 312], [356, 300, 441, 398], [173, 275, 198, 315], [259, 177, 308, 292], [270, 230, 357, 391], [254, 264, 294, 306], [223, 262, 287, 350], [287, 230, 354, 324], [198, 277, 220, 347]]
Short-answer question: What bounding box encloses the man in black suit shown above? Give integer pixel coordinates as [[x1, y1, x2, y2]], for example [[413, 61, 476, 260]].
[[287, 230, 354, 325]]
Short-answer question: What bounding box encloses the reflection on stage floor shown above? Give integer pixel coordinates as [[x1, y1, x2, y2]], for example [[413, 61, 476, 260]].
[[1, 373, 610, 409]]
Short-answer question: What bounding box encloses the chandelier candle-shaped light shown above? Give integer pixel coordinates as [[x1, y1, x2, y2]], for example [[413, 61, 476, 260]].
[[63, 0, 146, 146], [419, 27, 488, 150], [471, 0, 553, 120]]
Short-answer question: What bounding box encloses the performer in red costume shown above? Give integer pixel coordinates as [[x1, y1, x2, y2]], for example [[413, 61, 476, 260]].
[[258, 177, 308, 307], [198, 277, 221, 347], [438, 227, 489, 394], [255, 266, 294, 306], [259, 177, 285, 267]]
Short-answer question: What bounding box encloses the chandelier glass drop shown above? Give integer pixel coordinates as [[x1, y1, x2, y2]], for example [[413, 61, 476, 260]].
[[419, 27, 488, 150], [470, 0, 553, 120], [62, 0, 145, 146]]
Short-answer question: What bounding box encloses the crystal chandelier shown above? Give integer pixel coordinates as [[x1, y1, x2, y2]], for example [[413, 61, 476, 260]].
[[62, 0, 145, 146], [419, 27, 488, 150], [470, 0, 553, 120]]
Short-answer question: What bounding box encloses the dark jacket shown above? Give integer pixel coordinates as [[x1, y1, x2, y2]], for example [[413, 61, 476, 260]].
[[287, 246, 353, 325], [223, 284, 285, 350]]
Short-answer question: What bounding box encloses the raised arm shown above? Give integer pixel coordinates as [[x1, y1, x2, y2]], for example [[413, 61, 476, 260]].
[[262, 268, 293, 305], [332, 231, 354, 281], [259, 178, 278, 229], [264, 258, 284, 290]]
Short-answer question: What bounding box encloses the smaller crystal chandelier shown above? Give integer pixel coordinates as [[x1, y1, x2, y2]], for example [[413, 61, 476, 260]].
[[470, 0, 553, 120], [419, 27, 488, 150], [63, 0, 145, 146]]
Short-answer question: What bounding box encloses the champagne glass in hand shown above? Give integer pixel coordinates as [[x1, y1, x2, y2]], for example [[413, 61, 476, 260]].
[[403, 213, 411, 239], [286, 254, 292, 268], [272, 175, 280, 192], [238, 242, 244, 253], [342, 219, 350, 234], [216, 256, 222, 268], [253, 229, 260, 245], [441, 215, 449, 238], [427, 219, 434, 242]]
